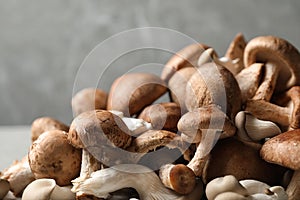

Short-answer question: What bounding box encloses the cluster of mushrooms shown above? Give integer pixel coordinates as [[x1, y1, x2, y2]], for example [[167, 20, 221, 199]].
[[1, 33, 300, 200]]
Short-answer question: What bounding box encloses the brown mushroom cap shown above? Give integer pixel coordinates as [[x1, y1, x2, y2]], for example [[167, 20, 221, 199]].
[[260, 129, 300, 170], [185, 62, 242, 120], [202, 138, 286, 185], [28, 130, 82, 186], [68, 110, 132, 149], [107, 73, 167, 117], [31, 117, 69, 142], [71, 88, 108, 117], [161, 43, 209, 82], [138, 102, 181, 132], [244, 35, 300, 93]]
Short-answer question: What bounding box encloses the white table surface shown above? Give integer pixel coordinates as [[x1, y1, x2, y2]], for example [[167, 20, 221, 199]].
[[0, 126, 31, 171]]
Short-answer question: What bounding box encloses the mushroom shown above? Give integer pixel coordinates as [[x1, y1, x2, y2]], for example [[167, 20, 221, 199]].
[[72, 88, 108, 117], [185, 62, 242, 120], [1, 156, 35, 197], [159, 163, 196, 194], [244, 35, 300, 93], [178, 104, 236, 176], [168, 67, 197, 113], [67, 110, 132, 194], [235, 111, 281, 143], [31, 116, 69, 142], [0, 179, 10, 199], [28, 130, 82, 186], [246, 86, 300, 130], [205, 175, 248, 200], [161, 43, 209, 83], [260, 129, 300, 200], [71, 164, 204, 200], [107, 73, 167, 117], [22, 178, 75, 200], [202, 138, 286, 185], [138, 102, 181, 132]]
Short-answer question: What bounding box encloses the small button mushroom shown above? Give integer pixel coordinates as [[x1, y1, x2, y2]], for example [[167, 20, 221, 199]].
[[260, 129, 300, 200], [159, 163, 196, 195], [72, 88, 108, 117], [107, 73, 167, 117], [71, 164, 204, 200], [244, 35, 300, 93], [138, 102, 181, 132], [1, 156, 35, 197], [31, 116, 69, 142], [202, 138, 286, 186], [0, 179, 10, 199], [185, 62, 242, 120], [22, 178, 75, 200], [235, 111, 281, 143], [178, 104, 236, 176], [28, 130, 82, 186], [205, 175, 248, 200], [168, 67, 197, 114], [161, 43, 209, 83]]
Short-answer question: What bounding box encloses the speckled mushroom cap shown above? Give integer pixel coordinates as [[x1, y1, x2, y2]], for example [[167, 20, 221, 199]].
[[68, 110, 132, 149], [260, 129, 300, 170], [244, 35, 300, 93], [107, 73, 167, 117], [185, 62, 242, 120], [28, 130, 82, 186]]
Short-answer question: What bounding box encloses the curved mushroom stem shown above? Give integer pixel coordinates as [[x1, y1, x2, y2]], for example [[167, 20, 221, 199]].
[[286, 170, 300, 200]]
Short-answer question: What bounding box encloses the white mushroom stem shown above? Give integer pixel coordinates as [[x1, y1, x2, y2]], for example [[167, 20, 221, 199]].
[[235, 111, 281, 142], [22, 179, 75, 200], [71, 164, 203, 200], [286, 170, 300, 200]]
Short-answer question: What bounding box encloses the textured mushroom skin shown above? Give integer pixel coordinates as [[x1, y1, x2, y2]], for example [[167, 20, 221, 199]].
[[31, 117, 69, 142], [68, 110, 132, 149], [185, 63, 242, 120], [107, 73, 167, 117], [203, 138, 286, 185], [260, 129, 300, 170], [29, 130, 82, 186]]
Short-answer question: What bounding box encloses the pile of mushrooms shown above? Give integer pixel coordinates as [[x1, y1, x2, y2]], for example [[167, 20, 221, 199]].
[[1, 33, 300, 200]]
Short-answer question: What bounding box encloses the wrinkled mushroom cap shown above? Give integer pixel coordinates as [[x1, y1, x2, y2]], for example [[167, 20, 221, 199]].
[[68, 110, 132, 149], [107, 73, 167, 116], [260, 129, 300, 170], [72, 88, 108, 116], [28, 130, 82, 186], [185, 62, 242, 120]]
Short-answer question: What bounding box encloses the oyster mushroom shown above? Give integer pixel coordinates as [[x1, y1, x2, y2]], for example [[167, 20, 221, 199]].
[[260, 129, 300, 200], [72, 164, 204, 200], [72, 88, 108, 117], [22, 178, 75, 200], [161, 43, 209, 83], [0, 179, 10, 199], [178, 104, 236, 176], [31, 116, 69, 142], [107, 73, 167, 117], [28, 130, 82, 186]]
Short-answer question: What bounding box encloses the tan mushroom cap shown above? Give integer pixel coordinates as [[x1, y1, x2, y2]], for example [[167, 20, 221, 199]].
[[31, 117, 69, 142], [68, 110, 132, 149], [161, 43, 209, 82], [107, 73, 167, 116], [28, 130, 82, 186], [72, 88, 108, 117], [244, 35, 300, 93], [178, 104, 236, 143], [185, 62, 242, 120], [260, 129, 300, 170]]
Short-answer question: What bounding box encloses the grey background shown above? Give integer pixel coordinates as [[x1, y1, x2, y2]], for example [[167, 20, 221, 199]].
[[0, 0, 300, 126]]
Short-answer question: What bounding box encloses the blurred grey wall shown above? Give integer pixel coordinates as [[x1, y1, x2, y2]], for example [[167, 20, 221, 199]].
[[0, 0, 299, 125]]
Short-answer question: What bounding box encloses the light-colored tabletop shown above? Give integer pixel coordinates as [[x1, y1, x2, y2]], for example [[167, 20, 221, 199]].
[[0, 126, 31, 171]]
